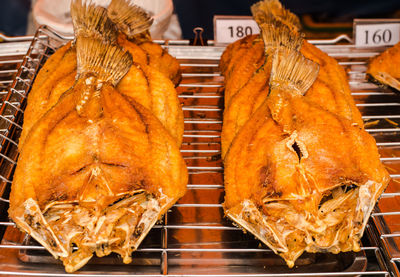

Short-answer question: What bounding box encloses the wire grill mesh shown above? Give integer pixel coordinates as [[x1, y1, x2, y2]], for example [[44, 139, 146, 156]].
[[0, 26, 397, 276]]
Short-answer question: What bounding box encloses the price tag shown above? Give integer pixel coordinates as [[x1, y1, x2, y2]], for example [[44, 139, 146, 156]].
[[354, 19, 400, 47], [213, 16, 259, 45]]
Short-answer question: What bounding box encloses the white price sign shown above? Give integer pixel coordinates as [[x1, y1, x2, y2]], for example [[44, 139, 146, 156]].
[[214, 16, 260, 45], [354, 19, 400, 47]]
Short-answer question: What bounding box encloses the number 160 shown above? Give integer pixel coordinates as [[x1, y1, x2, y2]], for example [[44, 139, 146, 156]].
[[365, 29, 392, 44]]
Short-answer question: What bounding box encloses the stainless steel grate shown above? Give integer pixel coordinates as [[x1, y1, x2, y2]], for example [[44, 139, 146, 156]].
[[0, 26, 398, 276]]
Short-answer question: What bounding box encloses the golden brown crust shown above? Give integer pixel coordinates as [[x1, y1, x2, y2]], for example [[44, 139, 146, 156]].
[[10, 80, 187, 271], [19, 42, 76, 149], [138, 41, 182, 87], [20, 36, 183, 149], [221, 0, 389, 267], [11, 4, 187, 271], [221, 37, 364, 159]]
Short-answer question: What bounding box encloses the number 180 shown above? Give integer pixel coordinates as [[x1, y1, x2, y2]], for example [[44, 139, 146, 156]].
[[228, 26, 253, 38]]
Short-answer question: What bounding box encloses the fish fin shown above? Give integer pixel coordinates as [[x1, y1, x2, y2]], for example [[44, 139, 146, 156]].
[[259, 22, 303, 53], [251, 0, 301, 30], [107, 0, 153, 39], [76, 37, 132, 86], [270, 48, 319, 95], [70, 0, 117, 41], [251, 0, 282, 25]]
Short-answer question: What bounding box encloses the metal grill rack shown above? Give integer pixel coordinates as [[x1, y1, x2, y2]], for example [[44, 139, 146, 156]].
[[0, 26, 398, 276]]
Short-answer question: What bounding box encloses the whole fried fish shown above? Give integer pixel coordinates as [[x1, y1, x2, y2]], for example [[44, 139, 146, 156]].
[[9, 36, 188, 273], [222, 0, 389, 267], [223, 47, 390, 267]]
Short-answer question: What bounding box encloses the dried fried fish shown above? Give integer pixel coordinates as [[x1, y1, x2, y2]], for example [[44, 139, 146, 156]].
[[222, 0, 389, 267], [223, 47, 390, 267], [10, 37, 187, 273]]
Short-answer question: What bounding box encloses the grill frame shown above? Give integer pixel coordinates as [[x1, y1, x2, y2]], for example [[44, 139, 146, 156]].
[[0, 25, 397, 276]]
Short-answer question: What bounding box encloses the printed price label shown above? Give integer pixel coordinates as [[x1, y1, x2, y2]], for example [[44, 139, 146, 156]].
[[354, 19, 400, 47], [214, 16, 260, 45]]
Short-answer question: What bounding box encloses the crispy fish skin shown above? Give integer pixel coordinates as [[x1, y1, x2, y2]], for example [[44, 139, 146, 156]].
[[137, 40, 182, 87], [223, 47, 389, 267], [116, 32, 182, 87], [221, 22, 363, 159], [9, 37, 187, 272], [20, 47, 183, 147], [221, 40, 364, 158], [19, 4, 183, 149], [223, 38, 362, 126], [220, 34, 259, 77], [19, 0, 183, 150], [223, 41, 265, 108], [221, 60, 271, 158], [19, 42, 76, 149], [367, 41, 400, 91], [117, 61, 184, 146]]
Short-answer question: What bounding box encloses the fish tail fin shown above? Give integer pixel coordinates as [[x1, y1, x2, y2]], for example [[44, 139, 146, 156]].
[[251, 0, 301, 30], [76, 37, 132, 86], [107, 0, 153, 39], [259, 21, 303, 53], [70, 0, 117, 41], [270, 48, 319, 95]]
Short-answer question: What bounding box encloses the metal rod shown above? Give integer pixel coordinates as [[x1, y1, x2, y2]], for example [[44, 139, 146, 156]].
[[373, 211, 400, 216], [182, 73, 221, 77], [366, 128, 400, 133], [356, 103, 400, 107], [180, 149, 220, 153], [187, 166, 223, 170], [182, 134, 220, 138], [381, 192, 400, 198], [184, 120, 222, 124], [352, 92, 396, 96], [381, 157, 400, 161], [179, 84, 223, 88], [178, 95, 222, 99], [180, 63, 219, 67], [174, 203, 222, 208], [187, 184, 223, 189], [182, 107, 221, 111], [362, 115, 400, 119], [377, 142, 400, 146]]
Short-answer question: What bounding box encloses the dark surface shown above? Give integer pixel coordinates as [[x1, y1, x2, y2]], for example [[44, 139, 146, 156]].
[[0, 0, 30, 36], [173, 0, 400, 40]]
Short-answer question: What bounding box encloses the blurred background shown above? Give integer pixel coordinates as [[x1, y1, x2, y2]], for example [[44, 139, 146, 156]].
[[1, 0, 400, 40]]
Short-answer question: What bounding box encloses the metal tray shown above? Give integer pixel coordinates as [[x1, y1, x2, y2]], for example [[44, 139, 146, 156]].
[[0, 26, 398, 276]]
